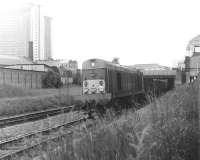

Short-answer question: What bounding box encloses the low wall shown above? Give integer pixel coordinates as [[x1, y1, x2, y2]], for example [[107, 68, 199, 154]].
[[0, 68, 46, 88]]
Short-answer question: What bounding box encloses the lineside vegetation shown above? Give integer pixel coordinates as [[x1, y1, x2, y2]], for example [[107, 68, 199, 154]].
[[32, 79, 199, 160], [0, 85, 81, 116], [0, 92, 75, 116]]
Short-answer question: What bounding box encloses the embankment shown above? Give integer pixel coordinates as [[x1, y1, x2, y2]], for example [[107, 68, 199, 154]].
[[45, 79, 199, 160]]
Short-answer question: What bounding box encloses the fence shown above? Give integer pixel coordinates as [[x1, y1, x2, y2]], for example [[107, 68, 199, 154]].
[[0, 68, 46, 88]]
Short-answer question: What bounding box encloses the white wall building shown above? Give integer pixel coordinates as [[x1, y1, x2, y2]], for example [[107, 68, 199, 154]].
[[0, 8, 31, 58], [0, 4, 52, 61]]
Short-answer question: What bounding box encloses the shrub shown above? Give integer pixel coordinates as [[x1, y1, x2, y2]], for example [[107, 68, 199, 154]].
[[42, 71, 62, 88]]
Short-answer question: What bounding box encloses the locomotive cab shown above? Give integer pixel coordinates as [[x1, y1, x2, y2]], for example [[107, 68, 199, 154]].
[[82, 59, 106, 94]]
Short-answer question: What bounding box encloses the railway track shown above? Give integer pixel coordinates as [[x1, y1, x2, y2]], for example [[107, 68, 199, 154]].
[[0, 111, 88, 160], [0, 105, 75, 128]]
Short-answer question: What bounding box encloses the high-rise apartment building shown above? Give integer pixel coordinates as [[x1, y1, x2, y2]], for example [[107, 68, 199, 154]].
[[0, 4, 52, 61], [0, 8, 31, 58], [43, 16, 52, 60]]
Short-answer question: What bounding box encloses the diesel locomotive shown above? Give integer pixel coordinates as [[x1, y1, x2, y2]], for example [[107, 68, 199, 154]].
[[82, 58, 144, 100]]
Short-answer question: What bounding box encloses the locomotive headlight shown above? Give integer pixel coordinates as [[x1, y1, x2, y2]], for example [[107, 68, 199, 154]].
[[91, 62, 95, 67]]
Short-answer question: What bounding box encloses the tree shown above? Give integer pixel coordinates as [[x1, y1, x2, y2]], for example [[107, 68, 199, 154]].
[[112, 57, 120, 64], [51, 66, 60, 73], [42, 70, 62, 88]]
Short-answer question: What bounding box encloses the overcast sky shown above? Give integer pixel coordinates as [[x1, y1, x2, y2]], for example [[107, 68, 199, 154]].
[[1, 0, 200, 67]]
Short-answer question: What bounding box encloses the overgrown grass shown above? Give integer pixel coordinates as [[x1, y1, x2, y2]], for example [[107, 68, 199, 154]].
[[0, 94, 75, 117], [0, 84, 81, 99], [34, 80, 199, 160], [0, 85, 82, 116], [0, 84, 34, 98]]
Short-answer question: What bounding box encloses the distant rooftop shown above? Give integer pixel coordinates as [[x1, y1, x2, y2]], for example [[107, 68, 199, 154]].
[[187, 34, 200, 51], [0, 55, 33, 66], [129, 64, 170, 71]]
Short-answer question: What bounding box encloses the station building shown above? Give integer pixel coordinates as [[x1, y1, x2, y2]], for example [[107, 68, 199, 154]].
[[184, 35, 200, 82]]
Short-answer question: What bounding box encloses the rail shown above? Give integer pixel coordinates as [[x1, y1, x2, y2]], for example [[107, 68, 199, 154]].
[[0, 105, 74, 128], [0, 112, 88, 160]]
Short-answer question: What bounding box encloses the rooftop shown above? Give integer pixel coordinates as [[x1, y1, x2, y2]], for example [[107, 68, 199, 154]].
[[0, 55, 33, 66], [187, 34, 200, 51], [129, 64, 170, 71]]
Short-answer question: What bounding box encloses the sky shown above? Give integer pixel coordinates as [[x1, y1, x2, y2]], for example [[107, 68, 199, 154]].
[[1, 0, 200, 68]]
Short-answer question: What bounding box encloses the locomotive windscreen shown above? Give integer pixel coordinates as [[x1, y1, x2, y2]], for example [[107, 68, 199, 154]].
[[82, 68, 105, 80]]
